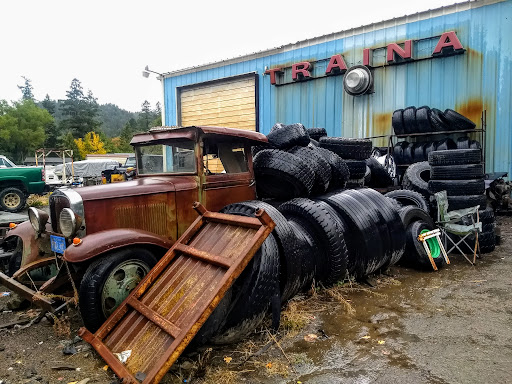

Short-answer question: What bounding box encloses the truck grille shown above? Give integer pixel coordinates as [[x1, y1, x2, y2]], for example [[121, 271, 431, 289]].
[[50, 195, 70, 233]]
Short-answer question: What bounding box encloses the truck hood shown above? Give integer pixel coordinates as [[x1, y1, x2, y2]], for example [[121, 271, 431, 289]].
[[75, 176, 198, 201]]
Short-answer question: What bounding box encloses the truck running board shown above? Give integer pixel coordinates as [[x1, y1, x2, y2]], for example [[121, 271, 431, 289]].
[[79, 202, 275, 384]]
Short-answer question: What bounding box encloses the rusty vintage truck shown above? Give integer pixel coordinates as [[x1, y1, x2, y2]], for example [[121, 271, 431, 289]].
[[0, 126, 268, 330]]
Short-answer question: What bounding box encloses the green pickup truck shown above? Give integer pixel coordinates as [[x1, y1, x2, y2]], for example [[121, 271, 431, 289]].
[[0, 155, 46, 212]]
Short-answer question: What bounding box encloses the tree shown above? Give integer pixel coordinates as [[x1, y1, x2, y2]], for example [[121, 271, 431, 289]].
[[152, 101, 162, 126], [74, 131, 107, 159], [140, 100, 152, 131], [17, 76, 34, 101], [0, 99, 52, 163], [60, 78, 101, 137], [40, 94, 60, 147]]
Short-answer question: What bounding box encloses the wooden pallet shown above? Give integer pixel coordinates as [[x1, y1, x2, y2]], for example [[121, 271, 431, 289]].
[[79, 202, 275, 384]]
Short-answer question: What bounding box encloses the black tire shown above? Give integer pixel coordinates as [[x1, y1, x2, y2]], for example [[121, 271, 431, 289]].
[[319, 137, 372, 160], [343, 190, 393, 269], [79, 247, 157, 332], [428, 179, 485, 196], [447, 194, 487, 210], [308, 138, 319, 147], [365, 157, 393, 187], [393, 141, 409, 165], [307, 128, 328, 141], [345, 159, 367, 179], [398, 205, 435, 228], [403, 142, 414, 164], [385, 189, 429, 212], [357, 189, 407, 266], [416, 106, 432, 133], [254, 149, 315, 198], [444, 109, 476, 130], [0, 187, 27, 213], [267, 123, 310, 149], [213, 234, 280, 344], [402, 161, 431, 199], [220, 201, 301, 303], [363, 166, 371, 185], [346, 178, 365, 188], [402, 106, 417, 134], [278, 198, 348, 285], [317, 192, 383, 277], [434, 138, 457, 151], [428, 149, 481, 166], [403, 220, 444, 269], [392, 109, 405, 135], [315, 147, 350, 189], [477, 206, 494, 223], [412, 142, 427, 163], [430, 108, 450, 132], [456, 136, 470, 150], [424, 141, 436, 159], [252, 143, 276, 157], [430, 164, 484, 180], [287, 220, 316, 292], [470, 140, 481, 149], [289, 146, 331, 195]]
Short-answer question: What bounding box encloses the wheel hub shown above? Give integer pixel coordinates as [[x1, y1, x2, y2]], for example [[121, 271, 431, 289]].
[[3, 193, 21, 208], [101, 260, 151, 317]]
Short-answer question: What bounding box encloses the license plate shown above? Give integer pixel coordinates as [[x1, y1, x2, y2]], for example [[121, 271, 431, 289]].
[[50, 235, 67, 254]]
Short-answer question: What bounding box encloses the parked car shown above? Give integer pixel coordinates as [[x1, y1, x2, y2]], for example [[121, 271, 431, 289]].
[[0, 126, 267, 330], [0, 156, 46, 212]]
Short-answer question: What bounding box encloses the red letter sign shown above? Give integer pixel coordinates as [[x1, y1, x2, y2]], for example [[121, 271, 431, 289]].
[[325, 54, 348, 74], [433, 31, 464, 54], [265, 68, 283, 85], [363, 48, 372, 66], [387, 40, 413, 62], [292, 62, 312, 81]]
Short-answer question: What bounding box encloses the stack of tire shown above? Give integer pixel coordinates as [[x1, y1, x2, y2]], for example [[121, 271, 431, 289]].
[[393, 138, 481, 165], [207, 188, 407, 344], [427, 149, 495, 253], [318, 136, 373, 188], [392, 106, 476, 135]]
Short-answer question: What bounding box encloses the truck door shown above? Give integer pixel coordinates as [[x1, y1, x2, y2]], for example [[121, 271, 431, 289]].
[[201, 139, 256, 212]]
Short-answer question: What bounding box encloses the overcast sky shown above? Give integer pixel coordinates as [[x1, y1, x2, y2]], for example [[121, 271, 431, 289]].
[[1, 0, 458, 112]]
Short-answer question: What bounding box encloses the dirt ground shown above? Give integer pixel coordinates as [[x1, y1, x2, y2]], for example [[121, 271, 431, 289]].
[[1, 216, 511, 384]]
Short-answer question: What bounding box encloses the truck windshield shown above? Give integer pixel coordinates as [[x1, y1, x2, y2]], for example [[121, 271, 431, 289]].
[[136, 140, 196, 175]]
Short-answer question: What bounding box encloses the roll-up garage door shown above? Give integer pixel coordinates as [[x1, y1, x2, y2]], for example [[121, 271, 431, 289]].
[[179, 75, 257, 131]]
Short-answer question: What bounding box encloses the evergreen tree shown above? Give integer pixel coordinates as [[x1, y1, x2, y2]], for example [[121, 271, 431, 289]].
[[17, 76, 34, 101], [140, 100, 152, 131], [60, 78, 101, 138], [152, 101, 162, 126], [40, 94, 60, 147]]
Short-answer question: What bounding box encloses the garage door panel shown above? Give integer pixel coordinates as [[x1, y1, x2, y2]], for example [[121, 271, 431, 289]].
[[180, 76, 256, 131]]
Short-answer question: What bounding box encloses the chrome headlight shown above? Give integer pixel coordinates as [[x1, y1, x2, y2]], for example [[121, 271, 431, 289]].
[[343, 65, 373, 96], [28, 207, 49, 234], [59, 208, 78, 238]]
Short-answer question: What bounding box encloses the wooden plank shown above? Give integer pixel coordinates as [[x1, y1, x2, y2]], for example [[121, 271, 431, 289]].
[[0, 272, 55, 312], [181, 79, 254, 98], [174, 243, 232, 269], [181, 99, 255, 114]]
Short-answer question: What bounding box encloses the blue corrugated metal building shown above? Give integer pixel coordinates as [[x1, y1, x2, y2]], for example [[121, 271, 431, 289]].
[[161, 0, 512, 175]]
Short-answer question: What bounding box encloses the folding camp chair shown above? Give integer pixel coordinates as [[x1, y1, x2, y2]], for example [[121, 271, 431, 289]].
[[434, 191, 482, 265]]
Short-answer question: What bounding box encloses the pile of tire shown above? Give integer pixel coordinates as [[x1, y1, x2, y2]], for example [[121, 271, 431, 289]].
[[393, 138, 481, 165], [318, 136, 373, 188], [427, 149, 495, 253], [207, 189, 407, 343], [253, 124, 352, 198], [392, 106, 476, 135]]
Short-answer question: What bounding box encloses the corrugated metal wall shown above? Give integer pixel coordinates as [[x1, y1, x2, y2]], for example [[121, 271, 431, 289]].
[[164, 0, 512, 175]]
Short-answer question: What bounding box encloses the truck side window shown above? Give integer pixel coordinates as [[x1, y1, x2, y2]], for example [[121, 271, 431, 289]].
[[136, 140, 196, 175], [203, 140, 248, 174]]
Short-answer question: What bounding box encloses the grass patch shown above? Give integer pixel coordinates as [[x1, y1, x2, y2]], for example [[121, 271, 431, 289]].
[[27, 193, 50, 207]]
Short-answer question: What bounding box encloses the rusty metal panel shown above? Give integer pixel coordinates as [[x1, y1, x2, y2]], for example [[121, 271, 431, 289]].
[[163, 0, 512, 176], [79, 203, 275, 384]]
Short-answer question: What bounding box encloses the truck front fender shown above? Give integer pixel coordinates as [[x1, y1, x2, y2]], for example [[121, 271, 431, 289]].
[[63, 228, 174, 263], [4, 221, 50, 266]]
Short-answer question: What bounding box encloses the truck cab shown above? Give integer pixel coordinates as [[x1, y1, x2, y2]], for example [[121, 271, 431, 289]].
[[1, 126, 267, 329]]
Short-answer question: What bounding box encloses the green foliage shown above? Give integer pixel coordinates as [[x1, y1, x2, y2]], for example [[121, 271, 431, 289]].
[[17, 76, 34, 101], [0, 99, 53, 163], [139, 100, 152, 131], [40, 94, 60, 148], [98, 103, 138, 137], [60, 78, 101, 137], [61, 131, 81, 160], [74, 131, 107, 159]]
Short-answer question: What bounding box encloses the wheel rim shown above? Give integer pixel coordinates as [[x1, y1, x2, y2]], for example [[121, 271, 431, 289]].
[[3, 193, 21, 209], [101, 259, 151, 317]]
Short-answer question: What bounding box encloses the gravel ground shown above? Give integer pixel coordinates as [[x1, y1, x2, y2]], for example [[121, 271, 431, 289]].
[[0, 216, 511, 384]]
